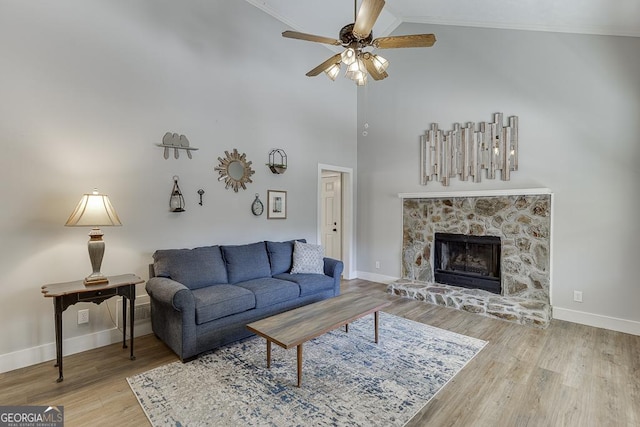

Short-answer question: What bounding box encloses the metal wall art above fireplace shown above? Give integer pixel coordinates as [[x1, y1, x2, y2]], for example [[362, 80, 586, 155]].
[[434, 233, 501, 294], [420, 113, 518, 186]]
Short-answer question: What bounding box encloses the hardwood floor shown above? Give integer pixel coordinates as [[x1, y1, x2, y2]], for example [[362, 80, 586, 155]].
[[2, 279, 638, 426]]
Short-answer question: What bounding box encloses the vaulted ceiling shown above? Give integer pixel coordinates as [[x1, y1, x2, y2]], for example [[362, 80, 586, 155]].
[[247, 0, 640, 42]]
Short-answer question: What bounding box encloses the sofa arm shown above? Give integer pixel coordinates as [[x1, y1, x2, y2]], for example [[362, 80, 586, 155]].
[[323, 257, 344, 278], [323, 257, 344, 296], [146, 277, 194, 312]]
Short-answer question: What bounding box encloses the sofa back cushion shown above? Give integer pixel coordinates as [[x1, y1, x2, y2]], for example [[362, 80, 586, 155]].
[[221, 242, 271, 284], [266, 239, 306, 275], [152, 246, 228, 290]]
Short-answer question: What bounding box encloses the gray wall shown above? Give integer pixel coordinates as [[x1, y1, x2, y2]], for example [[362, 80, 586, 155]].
[[0, 0, 357, 369], [357, 23, 640, 328]]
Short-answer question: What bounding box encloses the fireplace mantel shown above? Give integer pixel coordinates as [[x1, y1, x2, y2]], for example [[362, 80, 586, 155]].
[[398, 187, 552, 199]]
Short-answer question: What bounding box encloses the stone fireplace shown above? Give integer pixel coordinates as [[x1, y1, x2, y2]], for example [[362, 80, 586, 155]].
[[388, 189, 552, 328]]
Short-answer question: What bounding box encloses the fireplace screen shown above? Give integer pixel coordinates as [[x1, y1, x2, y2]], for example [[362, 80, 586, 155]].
[[434, 233, 501, 294]]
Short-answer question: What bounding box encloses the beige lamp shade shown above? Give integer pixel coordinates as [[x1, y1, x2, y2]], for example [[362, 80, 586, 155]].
[[65, 190, 122, 227]]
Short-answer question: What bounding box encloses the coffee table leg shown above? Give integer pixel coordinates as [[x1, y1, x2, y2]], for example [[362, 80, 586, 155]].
[[297, 344, 303, 387], [374, 311, 379, 344], [266, 340, 271, 369], [345, 323, 349, 333]]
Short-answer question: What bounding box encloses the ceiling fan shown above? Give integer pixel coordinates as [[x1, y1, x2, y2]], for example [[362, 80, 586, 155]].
[[282, 0, 436, 85]]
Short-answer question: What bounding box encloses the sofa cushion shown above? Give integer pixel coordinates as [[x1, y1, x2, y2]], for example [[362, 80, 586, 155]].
[[153, 246, 228, 290], [191, 285, 256, 325], [235, 278, 300, 308], [221, 242, 271, 284], [266, 239, 306, 275], [290, 241, 324, 274], [274, 273, 335, 297]]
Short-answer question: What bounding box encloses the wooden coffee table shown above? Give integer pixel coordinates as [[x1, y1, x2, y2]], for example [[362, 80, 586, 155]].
[[246, 292, 391, 387]]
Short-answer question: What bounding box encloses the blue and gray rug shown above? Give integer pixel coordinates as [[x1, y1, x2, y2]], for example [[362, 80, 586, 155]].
[[127, 312, 487, 426]]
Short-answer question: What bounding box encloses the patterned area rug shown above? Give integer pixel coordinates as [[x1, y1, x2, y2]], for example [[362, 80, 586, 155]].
[[128, 312, 487, 426]]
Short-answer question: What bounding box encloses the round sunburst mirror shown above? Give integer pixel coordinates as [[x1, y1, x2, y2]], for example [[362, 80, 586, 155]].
[[214, 149, 255, 192]]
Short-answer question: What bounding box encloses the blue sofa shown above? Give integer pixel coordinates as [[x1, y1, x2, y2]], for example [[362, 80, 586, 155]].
[[146, 240, 343, 361]]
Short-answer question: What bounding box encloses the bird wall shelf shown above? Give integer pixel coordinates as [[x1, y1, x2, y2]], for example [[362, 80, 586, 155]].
[[157, 132, 199, 159]]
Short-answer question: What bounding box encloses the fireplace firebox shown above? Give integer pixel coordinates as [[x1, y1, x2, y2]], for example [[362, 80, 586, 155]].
[[433, 233, 501, 294]]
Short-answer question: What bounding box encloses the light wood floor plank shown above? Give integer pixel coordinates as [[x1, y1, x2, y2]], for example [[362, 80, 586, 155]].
[[1, 279, 638, 426]]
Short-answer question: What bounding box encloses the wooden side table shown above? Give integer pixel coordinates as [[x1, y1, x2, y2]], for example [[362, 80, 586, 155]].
[[41, 273, 144, 382]]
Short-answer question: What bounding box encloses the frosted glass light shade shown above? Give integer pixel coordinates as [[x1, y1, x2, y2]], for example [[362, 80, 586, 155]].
[[324, 62, 341, 81], [346, 59, 366, 80], [372, 54, 389, 73], [341, 48, 357, 65]]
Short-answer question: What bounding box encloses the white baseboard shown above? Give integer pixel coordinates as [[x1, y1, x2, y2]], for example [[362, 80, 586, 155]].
[[355, 271, 399, 284], [552, 307, 640, 336], [0, 321, 152, 374], [343, 268, 357, 280]]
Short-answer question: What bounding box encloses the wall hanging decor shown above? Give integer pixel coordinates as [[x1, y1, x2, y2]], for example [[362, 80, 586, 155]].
[[251, 193, 264, 216], [197, 189, 205, 206], [214, 149, 255, 192], [267, 149, 287, 174], [420, 113, 518, 186], [157, 132, 199, 159], [267, 190, 287, 219], [170, 176, 185, 212]]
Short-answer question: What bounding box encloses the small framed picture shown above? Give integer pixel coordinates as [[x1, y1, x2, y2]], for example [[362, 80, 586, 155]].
[[267, 190, 287, 219]]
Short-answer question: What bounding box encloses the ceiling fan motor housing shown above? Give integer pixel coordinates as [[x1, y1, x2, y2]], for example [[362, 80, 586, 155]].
[[339, 23, 373, 45]]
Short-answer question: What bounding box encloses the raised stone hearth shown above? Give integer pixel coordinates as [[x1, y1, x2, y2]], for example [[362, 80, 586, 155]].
[[390, 189, 552, 328], [388, 280, 551, 327]]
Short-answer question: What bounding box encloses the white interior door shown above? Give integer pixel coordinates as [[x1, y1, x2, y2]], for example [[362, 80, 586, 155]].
[[321, 173, 342, 260]]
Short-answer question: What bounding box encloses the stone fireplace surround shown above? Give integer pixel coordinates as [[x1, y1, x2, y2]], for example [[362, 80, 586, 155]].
[[388, 188, 553, 328]]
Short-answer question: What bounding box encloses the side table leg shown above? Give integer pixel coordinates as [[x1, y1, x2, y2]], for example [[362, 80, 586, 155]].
[[54, 297, 63, 383], [129, 286, 136, 360], [122, 296, 127, 349], [297, 344, 303, 387], [266, 340, 271, 369], [374, 310, 380, 344]]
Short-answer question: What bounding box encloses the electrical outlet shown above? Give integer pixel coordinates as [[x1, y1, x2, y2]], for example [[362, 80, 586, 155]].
[[573, 291, 583, 303], [375, 261, 380, 269], [78, 309, 89, 324]]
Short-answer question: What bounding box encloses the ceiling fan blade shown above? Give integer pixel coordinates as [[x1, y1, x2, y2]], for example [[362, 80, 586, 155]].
[[362, 55, 388, 81], [282, 30, 341, 46], [373, 34, 436, 49], [305, 54, 342, 77], [353, 0, 385, 40]]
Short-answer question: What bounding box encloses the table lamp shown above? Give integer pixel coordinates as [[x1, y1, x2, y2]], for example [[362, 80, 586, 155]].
[[65, 189, 122, 285]]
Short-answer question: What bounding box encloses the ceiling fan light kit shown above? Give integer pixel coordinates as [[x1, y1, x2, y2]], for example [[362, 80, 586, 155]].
[[281, 0, 435, 85]]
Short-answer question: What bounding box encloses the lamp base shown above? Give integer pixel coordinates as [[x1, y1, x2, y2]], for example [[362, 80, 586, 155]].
[[84, 273, 109, 286], [85, 228, 109, 285]]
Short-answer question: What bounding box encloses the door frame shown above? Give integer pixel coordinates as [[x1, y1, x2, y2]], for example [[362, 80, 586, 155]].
[[317, 163, 354, 279]]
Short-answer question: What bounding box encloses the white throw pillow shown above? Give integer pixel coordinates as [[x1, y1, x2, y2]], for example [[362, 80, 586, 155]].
[[290, 241, 324, 274]]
